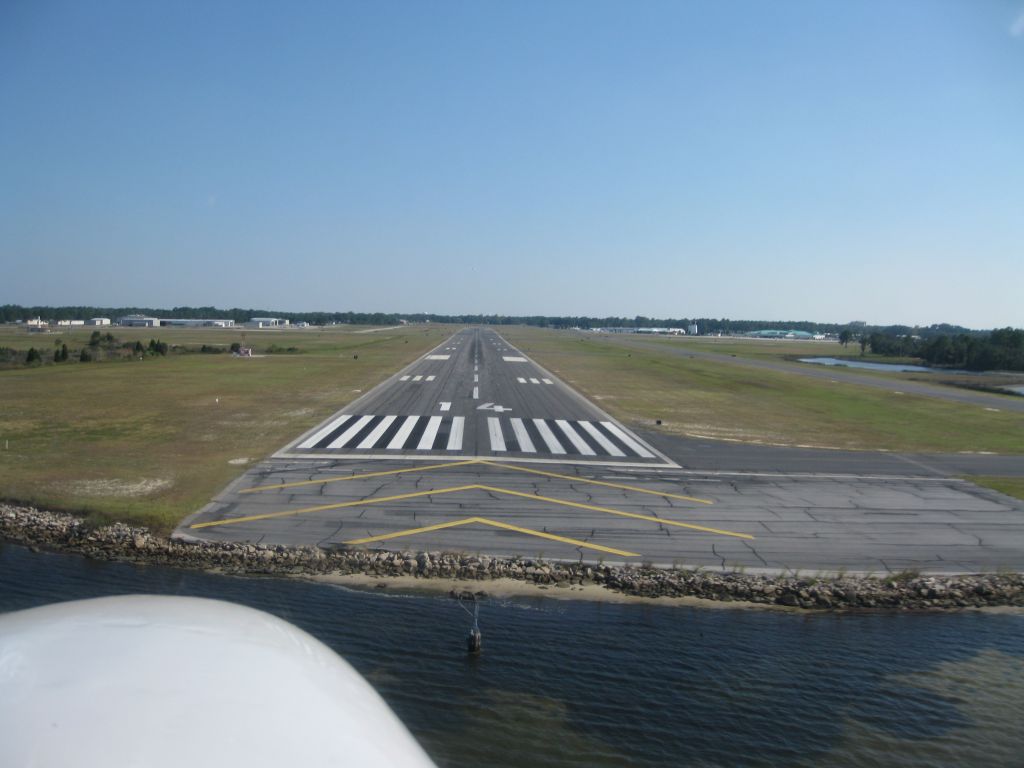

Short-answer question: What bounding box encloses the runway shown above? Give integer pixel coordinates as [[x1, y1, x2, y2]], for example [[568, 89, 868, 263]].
[[276, 328, 673, 467], [180, 329, 1024, 575]]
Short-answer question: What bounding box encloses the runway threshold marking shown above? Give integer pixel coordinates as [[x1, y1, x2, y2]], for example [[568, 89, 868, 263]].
[[195, 483, 748, 539], [239, 458, 714, 505], [342, 516, 640, 557]]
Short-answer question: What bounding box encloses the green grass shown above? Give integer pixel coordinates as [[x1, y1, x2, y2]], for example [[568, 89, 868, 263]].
[[501, 327, 1024, 454], [0, 324, 455, 532], [968, 477, 1024, 502]]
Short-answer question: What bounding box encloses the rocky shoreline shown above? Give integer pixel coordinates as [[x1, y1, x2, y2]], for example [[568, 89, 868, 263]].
[[3, 503, 1023, 611]]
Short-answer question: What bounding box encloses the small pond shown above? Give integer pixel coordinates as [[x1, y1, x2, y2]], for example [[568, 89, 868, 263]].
[[798, 357, 939, 373]]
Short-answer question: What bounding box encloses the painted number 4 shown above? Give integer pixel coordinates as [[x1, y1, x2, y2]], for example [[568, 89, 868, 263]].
[[477, 402, 512, 413]]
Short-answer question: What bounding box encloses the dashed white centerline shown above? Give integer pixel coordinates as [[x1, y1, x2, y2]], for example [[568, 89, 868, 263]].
[[474, 374, 479, 383], [417, 416, 443, 449], [517, 377, 527, 384], [413, 375, 423, 382], [473, 386, 479, 399], [358, 415, 397, 449], [542, 378, 553, 385], [426, 375, 436, 382], [447, 417, 464, 450], [529, 377, 540, 384], [400, 376, 410, 381], [487, 417, 506, 451]]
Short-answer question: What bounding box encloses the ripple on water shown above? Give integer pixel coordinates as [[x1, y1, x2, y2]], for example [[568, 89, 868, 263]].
[[1, 543, 1022, 768]]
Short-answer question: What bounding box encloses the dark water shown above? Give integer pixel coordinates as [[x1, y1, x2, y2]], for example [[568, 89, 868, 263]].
[[2, 543, 1022, 768], [798, 357, 941, 373]]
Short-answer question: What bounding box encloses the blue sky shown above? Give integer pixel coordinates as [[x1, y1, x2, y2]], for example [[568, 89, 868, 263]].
[[2, 1, 1022, 327]]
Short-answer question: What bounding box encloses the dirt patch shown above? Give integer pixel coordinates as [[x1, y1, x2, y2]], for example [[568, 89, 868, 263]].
[[63, 478, 172, 497]]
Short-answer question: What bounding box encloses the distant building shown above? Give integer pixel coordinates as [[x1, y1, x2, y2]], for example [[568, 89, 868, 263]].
[[56, 319, 85, 326], [245, 317, 289, 328], [25, 318, 47, 328], [87, 318, 111, 326], [160, 318, 235, 328], [688, 323, 698, 335], [118, 315, 161, 327], [745, 329, 816, 340]]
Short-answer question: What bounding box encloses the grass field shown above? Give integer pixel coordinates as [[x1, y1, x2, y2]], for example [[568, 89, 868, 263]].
[[969, 477, 1024, 503], [3, 322, 1022, 533], [500, 327, 1024, 455], [0, 324, 453, 532]]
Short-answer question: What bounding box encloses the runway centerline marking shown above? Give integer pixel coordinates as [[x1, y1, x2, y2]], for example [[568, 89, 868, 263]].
[[342, 516, 639, 557]]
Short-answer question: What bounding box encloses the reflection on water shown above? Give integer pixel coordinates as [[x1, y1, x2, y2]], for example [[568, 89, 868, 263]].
[[1, 542, 1022, 768]]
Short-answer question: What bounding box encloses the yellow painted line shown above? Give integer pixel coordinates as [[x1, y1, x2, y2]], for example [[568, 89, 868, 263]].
[[239, 459, 483, 494], [475, 485, 753, 540], [190, 485, 482, 529], [479, 460, 713, 505], [344, 516, 640, 557], [198, 481, 747, 540]]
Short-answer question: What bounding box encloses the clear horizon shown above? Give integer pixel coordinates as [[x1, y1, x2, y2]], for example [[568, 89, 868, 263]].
[[3, 1, 1022, 328]]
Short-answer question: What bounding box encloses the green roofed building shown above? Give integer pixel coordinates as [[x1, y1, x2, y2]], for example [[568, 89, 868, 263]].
[[745, 330, 825, 340]]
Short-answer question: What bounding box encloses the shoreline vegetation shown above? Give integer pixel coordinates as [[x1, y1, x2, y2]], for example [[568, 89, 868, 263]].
[[4, 503, 1022, 613]]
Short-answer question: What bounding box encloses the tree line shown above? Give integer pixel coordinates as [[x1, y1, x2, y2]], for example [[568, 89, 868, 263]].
[[864, 328, 1024, 371]]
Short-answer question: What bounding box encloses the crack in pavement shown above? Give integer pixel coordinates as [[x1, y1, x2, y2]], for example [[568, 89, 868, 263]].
[[743, 540, 768, 567]]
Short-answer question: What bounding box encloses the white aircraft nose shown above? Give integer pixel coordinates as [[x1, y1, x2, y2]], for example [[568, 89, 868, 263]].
[[0, 595, 437, 768]]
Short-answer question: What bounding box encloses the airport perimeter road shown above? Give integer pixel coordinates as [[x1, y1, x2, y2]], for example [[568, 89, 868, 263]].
[[181, 329, 1024, 575]]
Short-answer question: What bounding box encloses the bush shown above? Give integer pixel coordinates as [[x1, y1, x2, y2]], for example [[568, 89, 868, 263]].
[[25, 347, 41, 365]]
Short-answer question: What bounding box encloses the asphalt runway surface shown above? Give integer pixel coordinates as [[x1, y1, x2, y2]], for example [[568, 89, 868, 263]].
[[180, 329, 1024, 574]]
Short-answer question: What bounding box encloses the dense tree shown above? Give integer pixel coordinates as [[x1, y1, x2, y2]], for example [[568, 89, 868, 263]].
[[25, 347, 41, 365]]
